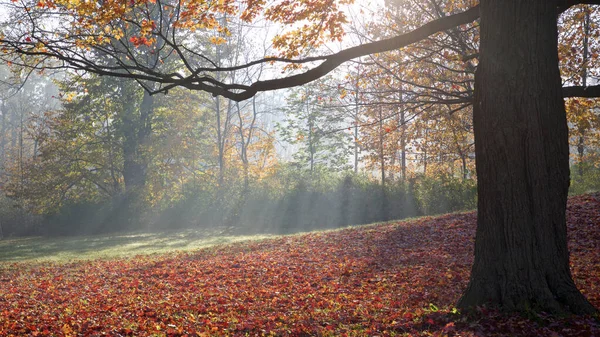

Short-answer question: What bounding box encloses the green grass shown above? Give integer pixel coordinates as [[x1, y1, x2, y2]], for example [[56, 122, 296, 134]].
[[0, 228, 276, 263], [0, 216, 434, 264]]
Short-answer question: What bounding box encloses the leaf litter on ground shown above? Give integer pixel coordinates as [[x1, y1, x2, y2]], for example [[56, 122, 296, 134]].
[[0, 193, 599, 336]]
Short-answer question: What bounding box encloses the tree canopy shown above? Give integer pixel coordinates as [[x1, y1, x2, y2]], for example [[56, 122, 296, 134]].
[[1, 0, 599, 100]]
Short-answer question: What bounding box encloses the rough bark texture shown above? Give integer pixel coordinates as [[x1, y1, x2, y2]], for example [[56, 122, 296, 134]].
[[457, 0, 597, 314]]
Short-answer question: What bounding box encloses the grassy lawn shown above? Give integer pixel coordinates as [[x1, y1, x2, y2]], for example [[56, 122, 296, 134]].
[[0, 228, 275, 262]]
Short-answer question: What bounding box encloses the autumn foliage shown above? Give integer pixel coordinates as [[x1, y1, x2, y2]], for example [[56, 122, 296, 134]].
[[0, 194, 598, 336]]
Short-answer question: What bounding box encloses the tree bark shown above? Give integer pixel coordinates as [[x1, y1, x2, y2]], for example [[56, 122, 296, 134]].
[[457, 0, 597, 314]]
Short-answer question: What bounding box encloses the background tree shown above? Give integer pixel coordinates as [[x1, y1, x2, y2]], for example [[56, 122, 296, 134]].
[[349, 0, 475, 180], [278, 77, 352, 174], [559, 5, 600, 188], [0, 65, 60, 232]]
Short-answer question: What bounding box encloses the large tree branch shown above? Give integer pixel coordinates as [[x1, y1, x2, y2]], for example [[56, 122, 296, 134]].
[[3, 1, 600, 104], [558, 0, 600, 14], [562, 85, 600, 97], [0, 4, 481, 101], [212, 5, 480, 101]]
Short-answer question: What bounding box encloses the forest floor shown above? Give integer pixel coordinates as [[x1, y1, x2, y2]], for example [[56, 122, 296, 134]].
[[0, 194, 599, 336]]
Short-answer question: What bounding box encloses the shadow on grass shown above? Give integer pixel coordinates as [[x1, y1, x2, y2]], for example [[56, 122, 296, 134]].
[[0, 227, 273, 262]]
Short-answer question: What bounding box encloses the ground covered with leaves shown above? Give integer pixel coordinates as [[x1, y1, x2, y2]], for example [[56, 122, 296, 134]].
[[1, 194, 599, 336]]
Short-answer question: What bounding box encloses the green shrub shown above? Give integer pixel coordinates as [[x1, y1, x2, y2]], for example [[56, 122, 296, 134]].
[[413, 174, 477, 215], [5, 165, 482, 237], [569, 161, 600, 195]]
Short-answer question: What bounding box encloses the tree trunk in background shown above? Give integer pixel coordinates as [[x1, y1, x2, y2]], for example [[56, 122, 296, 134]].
[[354, 120, 359, 174], [215, 96, 225, 188], [354, 74, 360, 174], [577, 133, 585, 178], [422, 128, 428, 175], [121, 84, 153, 224], [400, 109, 406, 183], [461, 155, 467, 181], [122, 89, 152, 195], [0, 100, 6, 169], [379, 106, 385, 185], [457, 0, 597, 314], [307, 93, 315, 174], [577, 7, 590, 179]]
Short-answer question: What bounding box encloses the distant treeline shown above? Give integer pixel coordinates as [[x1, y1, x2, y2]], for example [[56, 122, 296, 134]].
[[0, 172, 477, 237], [2, 161, 598, 238]]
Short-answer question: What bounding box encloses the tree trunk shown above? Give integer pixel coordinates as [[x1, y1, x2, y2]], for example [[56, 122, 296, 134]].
[[457, 0, 596, 314], [379, 106, 385, 185], [461, 155, 467, 181], [354, 75, 360, 174], [422, 128, 428, 175], [0, 100, 6, 169], [120, 84, 153, 226], [577, 7, 590, 179], [307, 92, 315, 174], [354, 121, 359, 174], [215, 96, 225, 188], [577, 133, 585, 178], [400, 109, 406, 183], [122, 89, 152, 195]]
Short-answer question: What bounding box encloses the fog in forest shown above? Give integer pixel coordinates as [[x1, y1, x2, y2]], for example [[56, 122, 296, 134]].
[[0, 64, 478, 238]]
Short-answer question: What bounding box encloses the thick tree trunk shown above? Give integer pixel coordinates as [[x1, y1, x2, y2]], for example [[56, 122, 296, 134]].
[[457, 0, 596, 314]]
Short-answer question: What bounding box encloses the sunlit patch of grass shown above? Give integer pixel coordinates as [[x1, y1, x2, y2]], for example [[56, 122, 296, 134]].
[[0, 228, 276, 263], [0, 214, 438, 264]]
